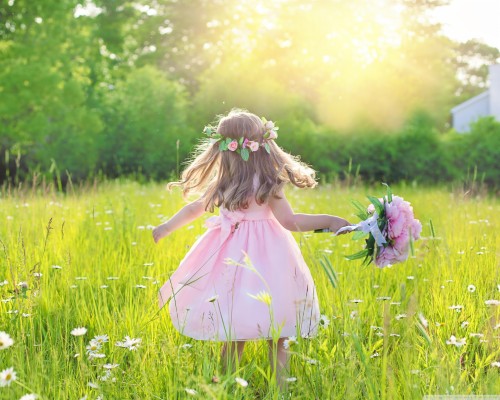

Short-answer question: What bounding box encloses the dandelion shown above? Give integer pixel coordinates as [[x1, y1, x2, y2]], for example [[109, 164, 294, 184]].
[[467, 285, 476, 293], [0, 331, 14, 350], [235, 377, 248, 387], [0, 367, 16, 387], [247, 290, 272, 306], [319, 314, 330, 328], [446, 335, 466, 347], [185, 388, 197, 395], [206, 295, 219, 303], [283, 336, 297, 349], [71, 327, 87, 336]]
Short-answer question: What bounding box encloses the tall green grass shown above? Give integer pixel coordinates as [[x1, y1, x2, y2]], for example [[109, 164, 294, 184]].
[[1, 181, 499, 399]]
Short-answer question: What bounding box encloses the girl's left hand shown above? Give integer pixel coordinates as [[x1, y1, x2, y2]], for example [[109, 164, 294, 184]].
[[152, 224, 170, 243]]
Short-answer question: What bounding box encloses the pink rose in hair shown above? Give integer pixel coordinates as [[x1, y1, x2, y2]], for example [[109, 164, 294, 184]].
[[264, 121, 275, 130], [268, 130, 278, 140], [228, 140, 238, 151], [248, 141, 259, 152]]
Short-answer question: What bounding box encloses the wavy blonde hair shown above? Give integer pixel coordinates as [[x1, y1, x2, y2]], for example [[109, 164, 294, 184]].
[[168, 108, 317, 212]]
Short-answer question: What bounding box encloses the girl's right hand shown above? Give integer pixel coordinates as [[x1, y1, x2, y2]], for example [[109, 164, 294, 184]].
[[152, 224, 170, 243], [330, 217, 352, 235]]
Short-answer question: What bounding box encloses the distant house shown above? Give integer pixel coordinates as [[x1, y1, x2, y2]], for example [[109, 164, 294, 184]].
[[451, 64, 500, 133]]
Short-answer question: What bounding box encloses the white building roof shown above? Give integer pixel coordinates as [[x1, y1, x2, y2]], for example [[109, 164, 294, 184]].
[[451, 90, 489, 114]]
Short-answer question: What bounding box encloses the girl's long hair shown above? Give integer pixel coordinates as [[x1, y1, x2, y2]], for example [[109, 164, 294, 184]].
[[168, 108, 317, 212]]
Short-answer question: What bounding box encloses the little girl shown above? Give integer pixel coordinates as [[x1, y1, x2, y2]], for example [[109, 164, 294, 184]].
[[153, 109, 351, 386]]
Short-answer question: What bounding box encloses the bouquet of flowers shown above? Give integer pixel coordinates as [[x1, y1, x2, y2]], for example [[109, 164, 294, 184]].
[[338, 184, 422, 268]]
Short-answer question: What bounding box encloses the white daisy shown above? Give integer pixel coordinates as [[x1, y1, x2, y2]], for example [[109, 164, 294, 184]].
[[485, 299, 500, 306], [103, 363, 119, 369], [0, 331, 14, 350], [33, 272, 42, 278], [395, 314, 407, 320], [283, 336, 297, 349], [115, 336, 142, 351], [71, 327, 87, 336], [86, 339, 102, 353], [93, 334, 109, 344], [87, 381, 99, 389], [286, 377, 297, 382], [185, 388, 197, 395], [350, 299, 363, 303], [88, 352, 106, 359], [235, 377, 248, 387], [319, 314, 330, 328], [461, 321, 469, 329], [418, 313, 428, 329], [448, 305, 464, 312], [180, 343, 193, 349], [20, 394, 38, 400], [491, 361, 500, 368], [446, 335, 466, 347], [0, 367, 17, 387], [467, 284, 476, 293]]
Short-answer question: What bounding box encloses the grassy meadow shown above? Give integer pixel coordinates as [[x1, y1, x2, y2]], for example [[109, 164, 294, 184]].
[[0, 181, 500, 399]]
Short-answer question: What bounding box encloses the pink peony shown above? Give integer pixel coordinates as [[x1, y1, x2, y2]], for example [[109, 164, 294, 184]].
[[410, 219, 422, 240], [375, 247, 398, 268], [228, 140, 238, 151], [248, 141, 259, 152]]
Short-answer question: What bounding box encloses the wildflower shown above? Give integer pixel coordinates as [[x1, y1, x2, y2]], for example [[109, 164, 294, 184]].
[[446, 335, 466, 347], [467, 285, 476, 293], [0, 367, 17, 387], [370, 352, 380, 358], [247, 290, 272, 306], [20, 394, 38, 400], [350, 299, 363, 303], [418, 313, 428, 329], [319, 314, 330, 328], [71, 327, 87, 336], [461, 321, 470, 328], [235, 377, 248, 387], [0, 332, 14, 350], [93, 334, 109, 344], [377, 296, 391, 301], [135, 284, 146, 289], [180, 343, 193, 349], [51, 265, 61, 270], [0, 280, 8, 286], [18, 281, 28, 289], [33, 272, 42, 278], [395, 314, 407, 320], [350, 311, 358, 319], [103, 363, 119, 369], [286, 377, 297, 382], [283, 336, 297, 349], [185, 388, 197, 395], [491, 361, 500, 368], [88, 352, 106, 359], [87, 381, 99, 389], [485, 299, 500, 306], [115, 336, 142, 351], [448, 305, 464, 312], [306, 358, 318, 365]]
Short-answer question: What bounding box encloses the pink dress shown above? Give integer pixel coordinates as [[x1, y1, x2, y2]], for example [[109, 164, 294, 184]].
[[158, 199, 321, 341]]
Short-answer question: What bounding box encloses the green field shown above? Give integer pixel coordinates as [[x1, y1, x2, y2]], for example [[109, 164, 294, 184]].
[[1, 182, 499, 399]]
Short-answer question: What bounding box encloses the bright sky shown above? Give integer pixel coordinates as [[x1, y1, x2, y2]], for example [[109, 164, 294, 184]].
[[432, 0, 500, 49]]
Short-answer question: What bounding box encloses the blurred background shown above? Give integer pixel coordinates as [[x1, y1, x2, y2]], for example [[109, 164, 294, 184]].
[[1, 0, 499, 188]]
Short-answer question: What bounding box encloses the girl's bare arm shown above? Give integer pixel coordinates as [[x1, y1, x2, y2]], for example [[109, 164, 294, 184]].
[[153, 199, 206, 243], [269, 191, 351, 233]]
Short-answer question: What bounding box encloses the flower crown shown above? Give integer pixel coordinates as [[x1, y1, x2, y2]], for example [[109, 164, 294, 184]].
[[202, 117, 279, 161]]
